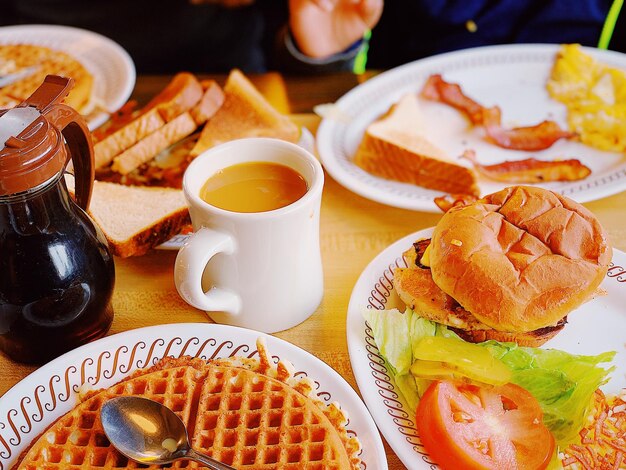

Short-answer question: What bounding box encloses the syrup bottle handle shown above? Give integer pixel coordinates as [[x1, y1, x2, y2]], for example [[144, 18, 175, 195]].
[[44, 104, 95, 211], [21, 75, 95, 211]]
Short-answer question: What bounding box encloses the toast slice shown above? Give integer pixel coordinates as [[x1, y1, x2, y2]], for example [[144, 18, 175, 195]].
[[66, 175, 190, 257], [111, 111, 197, 174], [354, 94, 480, 196], [94, 107, 166, 169], [191, 79, 226, 125], [107, 80, 225, 175], [141, 71, 204, 122], [93, 81, 226, 188], [88, 180, 190, 257], [94, 72, 204, 169], [190, 69, 300, 157]]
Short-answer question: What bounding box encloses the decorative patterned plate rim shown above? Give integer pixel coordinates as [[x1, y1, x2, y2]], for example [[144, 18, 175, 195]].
[[0, 322, 386, 469], [0, 23, 136, 130], [346, 227, 626, 469], [317, 43, 626, 212]]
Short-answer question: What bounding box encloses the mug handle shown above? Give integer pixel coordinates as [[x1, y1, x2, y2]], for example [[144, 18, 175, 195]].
[[174, 227, 241, 314]]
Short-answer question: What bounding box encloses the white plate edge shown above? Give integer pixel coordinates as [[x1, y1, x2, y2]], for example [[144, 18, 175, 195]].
[[346, 227, 626, 469], [316, 43, 626, 213], [0, 24, 136, 130], [0, 322, 387, 469]]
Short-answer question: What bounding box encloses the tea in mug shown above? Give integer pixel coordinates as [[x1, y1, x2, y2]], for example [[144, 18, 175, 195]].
[[200, 161, 307, 212]]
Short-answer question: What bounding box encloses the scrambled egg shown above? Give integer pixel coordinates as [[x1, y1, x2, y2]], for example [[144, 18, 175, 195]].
[[547, 43, 626, 152]]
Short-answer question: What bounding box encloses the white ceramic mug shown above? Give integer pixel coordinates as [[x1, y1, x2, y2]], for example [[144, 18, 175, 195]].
[[174, 137, 324, 333]]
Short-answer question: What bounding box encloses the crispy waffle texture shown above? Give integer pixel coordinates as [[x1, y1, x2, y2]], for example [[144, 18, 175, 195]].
[[0, 44, 94, 113], [15, 357, 206, 470], [13, 339, 361, 470]]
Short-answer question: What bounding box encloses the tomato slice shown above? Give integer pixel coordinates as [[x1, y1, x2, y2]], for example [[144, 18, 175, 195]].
[[415, 381, 555, 470]]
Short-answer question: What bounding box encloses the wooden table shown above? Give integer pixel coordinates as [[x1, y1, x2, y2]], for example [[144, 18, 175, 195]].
[[1, 72, 625, 470]]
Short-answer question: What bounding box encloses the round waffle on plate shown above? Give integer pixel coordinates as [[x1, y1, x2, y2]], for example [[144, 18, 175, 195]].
[[0, 44, 93, 112], [13, 338, 361, 470]]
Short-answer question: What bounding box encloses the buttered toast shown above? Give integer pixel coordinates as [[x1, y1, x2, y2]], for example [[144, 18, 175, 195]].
[[190, 69, 300, 157], [354, 93, 480, 196]]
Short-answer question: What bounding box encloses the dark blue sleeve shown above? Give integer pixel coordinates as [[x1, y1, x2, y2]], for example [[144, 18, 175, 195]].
[[273, 26, 362, 74], [367, 0, 612, 69]]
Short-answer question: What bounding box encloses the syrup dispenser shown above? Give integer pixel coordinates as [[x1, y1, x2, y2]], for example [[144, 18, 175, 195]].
[[0, 75, 114, 363]]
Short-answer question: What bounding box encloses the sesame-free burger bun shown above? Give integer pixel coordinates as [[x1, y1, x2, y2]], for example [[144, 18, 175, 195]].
[[429, 186, 612, 333]]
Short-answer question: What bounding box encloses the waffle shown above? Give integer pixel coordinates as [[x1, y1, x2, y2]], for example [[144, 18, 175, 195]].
[[14, 357, 207, 470], [13, 339, 361, 469], [193, 350, 361, 469], [0, 44, 94, 113]]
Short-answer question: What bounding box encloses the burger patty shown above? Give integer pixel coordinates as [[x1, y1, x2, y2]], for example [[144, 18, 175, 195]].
[[393, 238, 566, 347]]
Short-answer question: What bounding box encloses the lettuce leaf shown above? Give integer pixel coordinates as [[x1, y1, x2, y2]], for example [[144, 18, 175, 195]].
[[362, 308, 414, 375], [483, 340, 615, 444], [362, 308, 615, 447]]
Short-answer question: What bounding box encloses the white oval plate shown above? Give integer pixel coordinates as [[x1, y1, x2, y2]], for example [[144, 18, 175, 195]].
[[347, 227, 626, 469], [317, 44, 626, 212], [0, 323, 386, 470], [0, 24, 136, 130]]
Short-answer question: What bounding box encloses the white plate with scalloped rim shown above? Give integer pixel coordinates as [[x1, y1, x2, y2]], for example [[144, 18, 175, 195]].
[[0, 323, 386, 469], [346, 227, 626, 469], [0, 24, 135, 130], [317, 44, 626, 212]]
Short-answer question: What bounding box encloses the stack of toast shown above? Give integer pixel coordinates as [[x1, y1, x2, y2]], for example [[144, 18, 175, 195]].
[[85, 69, 300, 257]]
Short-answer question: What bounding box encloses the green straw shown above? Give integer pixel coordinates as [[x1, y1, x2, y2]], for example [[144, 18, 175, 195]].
[[353, 29, 372, 74], [598, 0, 624, 49]]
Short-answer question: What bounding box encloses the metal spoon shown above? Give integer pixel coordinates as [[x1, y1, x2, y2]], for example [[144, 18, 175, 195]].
[[101, 396, 234, 470], [0, 65, 40, 88]]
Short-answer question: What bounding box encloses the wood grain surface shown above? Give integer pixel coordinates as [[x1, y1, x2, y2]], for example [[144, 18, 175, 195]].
[[1, 72, 624, 470]]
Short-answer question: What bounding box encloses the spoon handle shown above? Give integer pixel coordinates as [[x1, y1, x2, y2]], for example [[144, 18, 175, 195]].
[[185, 448, 236, 470]]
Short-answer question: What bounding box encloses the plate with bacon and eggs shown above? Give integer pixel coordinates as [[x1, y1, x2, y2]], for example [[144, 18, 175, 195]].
[[316, 43, 626, 212]]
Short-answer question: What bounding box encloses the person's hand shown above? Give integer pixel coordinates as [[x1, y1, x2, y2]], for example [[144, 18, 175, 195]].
[[289, 0, 383, 58]]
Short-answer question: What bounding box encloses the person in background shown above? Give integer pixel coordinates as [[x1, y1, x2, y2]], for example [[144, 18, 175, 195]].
[[2, 0, 623, 74], [282, 0, 625, 73], [277, 0, 382, 72], [2, 0, 284, 73]]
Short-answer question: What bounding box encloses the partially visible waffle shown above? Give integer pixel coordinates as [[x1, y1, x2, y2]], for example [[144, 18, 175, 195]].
[[13, 339, 361, 470], [194, 339, 361, 469], [0, 44, 94, 113], [15, 357, 207, 470]]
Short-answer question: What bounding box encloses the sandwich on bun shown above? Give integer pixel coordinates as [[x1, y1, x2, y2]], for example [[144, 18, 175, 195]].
[[393, 186, 612, 346]]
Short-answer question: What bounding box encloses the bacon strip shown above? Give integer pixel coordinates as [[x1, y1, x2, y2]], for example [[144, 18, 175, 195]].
[[481, 106, 576, 151], [420, 74, 575, 150], [433, 193, 479, 213], [421, 74, 485, 125], [461, 149, 591, 183]]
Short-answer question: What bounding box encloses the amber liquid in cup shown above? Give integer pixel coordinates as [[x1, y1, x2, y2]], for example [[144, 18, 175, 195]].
[[200, 161, 308, 213]]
